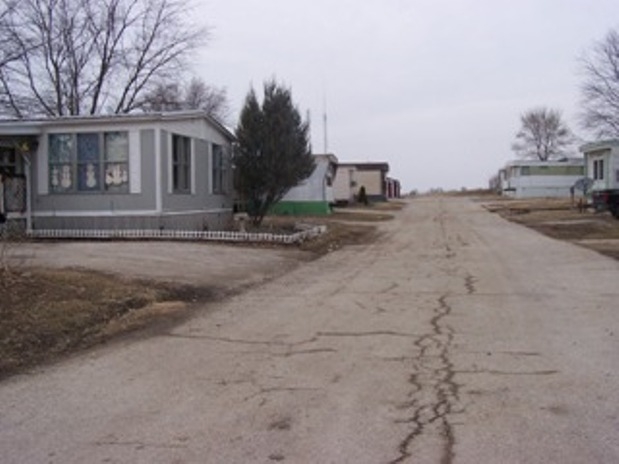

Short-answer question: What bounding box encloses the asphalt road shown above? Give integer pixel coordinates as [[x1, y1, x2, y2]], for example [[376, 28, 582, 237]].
[[2, 197, 619, 463]]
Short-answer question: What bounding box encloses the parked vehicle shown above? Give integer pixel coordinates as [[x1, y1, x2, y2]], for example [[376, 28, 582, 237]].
[[592, 189, 619, 218]]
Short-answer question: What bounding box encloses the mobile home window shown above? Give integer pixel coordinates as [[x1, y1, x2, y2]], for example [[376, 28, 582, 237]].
[[172, 134, 191, 193], [49, 132, 129, 193], [104, 132, 129, 193], [212, 143, 226, 194], [49, 134, 74, 192], [0, 147, 19, 176], [593, 159, 605, 181], [76, 133, 101, 191]]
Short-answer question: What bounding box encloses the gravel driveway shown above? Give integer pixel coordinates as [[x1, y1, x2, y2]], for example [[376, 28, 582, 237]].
[[11, 240, 310, 292]]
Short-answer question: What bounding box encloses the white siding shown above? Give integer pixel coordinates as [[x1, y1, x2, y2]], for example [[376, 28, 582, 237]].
[[191, 138, 196, 195], [37, 136, 49, 195], [333, 167, 353, 202], [280, 158, 329, 202], [129, 130, 141, 194], [507, 175, 582, 198]]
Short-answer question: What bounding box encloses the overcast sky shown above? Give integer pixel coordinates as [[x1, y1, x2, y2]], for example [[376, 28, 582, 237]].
[[195, 0, 618, 192]]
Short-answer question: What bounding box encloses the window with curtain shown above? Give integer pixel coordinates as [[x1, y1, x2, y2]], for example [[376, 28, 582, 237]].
[[48, 131, 129, 193]]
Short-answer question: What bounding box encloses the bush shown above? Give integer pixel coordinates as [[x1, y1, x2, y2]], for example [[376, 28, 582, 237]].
[[358, 186, 368, 205]]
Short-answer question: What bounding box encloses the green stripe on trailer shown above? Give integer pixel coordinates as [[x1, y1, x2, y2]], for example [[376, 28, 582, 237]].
[[270, 201, 331, 216]]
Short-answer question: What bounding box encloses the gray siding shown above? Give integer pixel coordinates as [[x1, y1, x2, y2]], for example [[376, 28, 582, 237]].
[[34, 211, 231, 231], [161, 129, 233, 213], [140, 129, 157, 201]]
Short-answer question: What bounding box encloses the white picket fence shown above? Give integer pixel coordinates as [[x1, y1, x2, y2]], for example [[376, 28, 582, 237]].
[[27, 225, 327, 244]]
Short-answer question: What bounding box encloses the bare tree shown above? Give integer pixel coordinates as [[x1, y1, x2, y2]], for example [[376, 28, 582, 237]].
[[511, 107, 574, 161], [185, 78, 230, 123], [0, 1, 23, 69], [580, 29, 619, 138], [0, 0, 207, 117], [140, 82, 184, 112], [142, 77, 230, 123]]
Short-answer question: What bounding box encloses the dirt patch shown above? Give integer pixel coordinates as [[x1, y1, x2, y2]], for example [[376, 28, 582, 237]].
[[300, 221, 378, 254], [484, 198, 619, 259], [0, 267, 216, 379], [330, 211, 395, 222], [332, 200, 407, 212], [257, 210, 390, 255]]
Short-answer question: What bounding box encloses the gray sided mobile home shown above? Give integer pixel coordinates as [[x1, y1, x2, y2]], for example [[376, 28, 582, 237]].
[[0, 111, 235, 232]]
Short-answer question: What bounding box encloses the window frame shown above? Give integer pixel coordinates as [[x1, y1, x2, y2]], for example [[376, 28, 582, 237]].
[[48, 131, 130, 194], [593, 158, 605, 181], [212, 143, 227, 195], [172, 133, 192, 194], [103, 132, 130, 194], [0, 147, 19, 177]]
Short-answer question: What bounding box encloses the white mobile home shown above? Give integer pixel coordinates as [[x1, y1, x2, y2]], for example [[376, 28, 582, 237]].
[[271, 154, 337, 215], [501, 158, 585, 198], [333, 162, 389, 204], [580, 140, 619, 192]]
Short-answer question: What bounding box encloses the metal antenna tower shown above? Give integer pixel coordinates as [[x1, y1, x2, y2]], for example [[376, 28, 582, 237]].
[[323, 93, 328, 154]]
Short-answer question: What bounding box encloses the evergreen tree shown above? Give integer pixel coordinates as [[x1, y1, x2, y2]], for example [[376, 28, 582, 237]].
[[234, 80, 315, 226]]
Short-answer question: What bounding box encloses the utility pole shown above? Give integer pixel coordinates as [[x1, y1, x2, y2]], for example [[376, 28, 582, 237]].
[[323, 94, 328, 154]]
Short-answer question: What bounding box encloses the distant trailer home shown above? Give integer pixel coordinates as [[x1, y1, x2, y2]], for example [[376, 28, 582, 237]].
[[271, 154, 338, 215], [333, 162, 390, 204], [0, 111, 235, 233], [501, 158, 585, 198], [580, 140, 619, 192], [386, 177, 401, 199]]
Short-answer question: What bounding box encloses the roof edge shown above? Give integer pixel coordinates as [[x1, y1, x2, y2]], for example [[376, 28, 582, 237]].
[[0, 110, 235, 141], [579, 139, 619, 153]]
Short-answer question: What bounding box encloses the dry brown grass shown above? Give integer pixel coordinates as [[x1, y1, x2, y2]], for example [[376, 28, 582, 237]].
[[0, 268, 214, 378], [259, 209, 390, 255], [330, 211, 395, 222], [485, 198, 619, 258], [364, 200, 407, 211], [300, 221, 378, 254]]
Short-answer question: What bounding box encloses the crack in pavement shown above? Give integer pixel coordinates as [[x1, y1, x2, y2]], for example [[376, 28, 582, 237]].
[[168, 333, 342, 362], [389, 292, 461, 464], [316, 330, 419, 339], [93, 439, 188, 450], [457, 369, 559, 376], [464, 274, 477, 295], [242, 386, 321, 403], [166, 333, 319, 347], [380, 283, 400, 294], [272, 348, 338, 357]]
